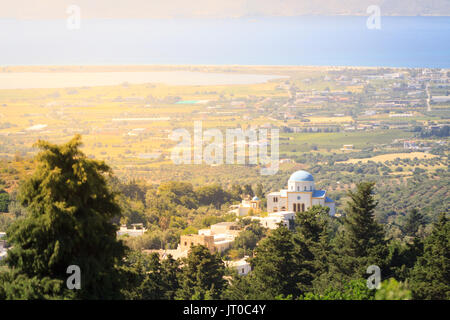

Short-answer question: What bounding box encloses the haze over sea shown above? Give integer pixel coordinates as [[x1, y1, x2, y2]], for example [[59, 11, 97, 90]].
[[0, 16, 449, 68]]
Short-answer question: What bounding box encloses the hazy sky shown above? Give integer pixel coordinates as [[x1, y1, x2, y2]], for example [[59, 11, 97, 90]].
[[1, 0, 449, 19]]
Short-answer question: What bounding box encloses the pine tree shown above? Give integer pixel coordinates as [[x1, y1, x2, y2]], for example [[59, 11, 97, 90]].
[[120, 251, 167, 300], [385, 239, 423, 282], [410, 212, 450, 299], [246, 226, 300, 299], [0, 270, 67, 300], [343, 182, 386, 258], [325, 182, 388, 289], [160, 254, 181, 299], [176, 245, 226, 300], [403, 208, 425, 237], [2, 135, 126, 299], [293, 205, 332, 294], [222, 273, 253, 300]]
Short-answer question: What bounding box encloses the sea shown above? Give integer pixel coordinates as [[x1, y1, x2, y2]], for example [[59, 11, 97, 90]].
[[0, 16, 449, 68]]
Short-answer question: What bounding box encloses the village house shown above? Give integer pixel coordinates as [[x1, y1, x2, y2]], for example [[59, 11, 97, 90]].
[[229, 197, 261, 217]]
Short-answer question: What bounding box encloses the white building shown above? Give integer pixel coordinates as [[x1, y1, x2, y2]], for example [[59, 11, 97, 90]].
[[117, 224, 147, 237], [229, 197, 261, 217], [266, 170, 335, 216], [251, 211, 296, 230], [226, 257, 251, 276], [431, 96, 450, 103]]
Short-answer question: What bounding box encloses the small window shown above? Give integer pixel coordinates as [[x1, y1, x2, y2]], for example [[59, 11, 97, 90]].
[[297, 196, 301, 200]]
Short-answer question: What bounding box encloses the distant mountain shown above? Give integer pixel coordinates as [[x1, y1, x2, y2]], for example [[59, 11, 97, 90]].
[[244, 0, 450, 16], [2, 0, 450, 19]]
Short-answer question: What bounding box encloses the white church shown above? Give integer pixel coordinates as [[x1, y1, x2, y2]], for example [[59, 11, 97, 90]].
[[266, 170, 336, 216]]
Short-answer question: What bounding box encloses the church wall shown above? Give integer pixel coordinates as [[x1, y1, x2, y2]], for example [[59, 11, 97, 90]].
[[287, 192, 312, 211], [325, 202, 336, 216], [312, 198, 325, 206]]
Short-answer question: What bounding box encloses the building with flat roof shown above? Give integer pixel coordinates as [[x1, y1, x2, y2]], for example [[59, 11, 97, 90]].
[[180, 234, 216, 253], [251, 211, 295, 230], [117, 224, 147, 237], [229, 197, 261, 217], [226, 257, 251, 276], [177, 222, 241, 255]]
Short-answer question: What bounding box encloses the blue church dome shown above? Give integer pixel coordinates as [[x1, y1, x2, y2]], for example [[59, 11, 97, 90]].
[[252, 196, 260, 201], [288, 170, 314, 182]]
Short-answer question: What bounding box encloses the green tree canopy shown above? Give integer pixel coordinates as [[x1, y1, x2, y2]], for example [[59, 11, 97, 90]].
[[196, 184, 232, 208], [120, 251, 180, 300], [375, 278, 412, 300], [176, 245, 226, 300], [410, 212, 450, 299], [157, 181, 198, 209], [2, 135, 126, 299], [323, 182, 388, 290], [300, 279, 375, 300], [0, 190, 10, 213], [247, 226, 301, 299], [403, 208, 425, 237], [293, 205, 333, 294]]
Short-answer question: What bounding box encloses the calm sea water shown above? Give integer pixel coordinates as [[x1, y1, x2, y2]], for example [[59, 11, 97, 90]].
[[0, 16, 449, 68]]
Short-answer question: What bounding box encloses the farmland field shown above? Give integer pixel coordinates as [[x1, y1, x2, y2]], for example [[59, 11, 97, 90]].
[[341, 152, 439, 164], [0, 65, 448, 221]]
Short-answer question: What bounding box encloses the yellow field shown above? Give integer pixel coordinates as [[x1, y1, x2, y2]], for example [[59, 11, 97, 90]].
[[306, 116, 353, 124], [342, 152, 438, 164], [345, 85, 364, 93]]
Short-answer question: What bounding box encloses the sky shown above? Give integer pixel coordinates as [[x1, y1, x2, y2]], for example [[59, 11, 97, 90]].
[[1, 0, 449, 19]]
